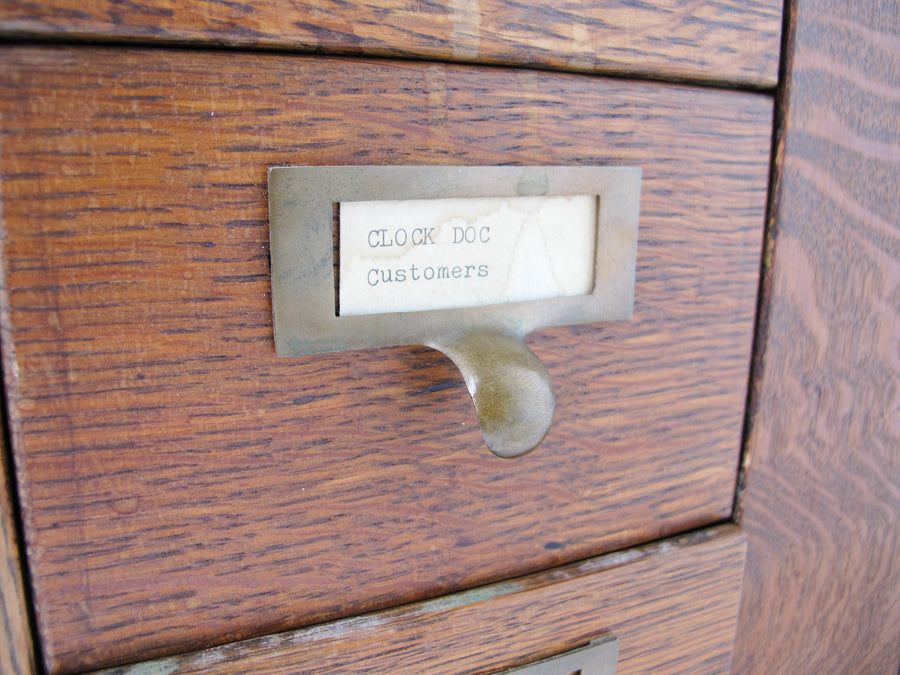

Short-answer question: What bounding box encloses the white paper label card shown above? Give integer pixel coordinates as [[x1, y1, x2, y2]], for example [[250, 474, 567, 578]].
[[338, 195, 597, 316]]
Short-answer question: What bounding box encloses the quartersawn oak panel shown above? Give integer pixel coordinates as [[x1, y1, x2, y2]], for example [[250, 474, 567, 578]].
[[0, 0, 783, 88], [735, 0, 900, 671], [97, 526, 747, 675], [0, 48, 771, 673]]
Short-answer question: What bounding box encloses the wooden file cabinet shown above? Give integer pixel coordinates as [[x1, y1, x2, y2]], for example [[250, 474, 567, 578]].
[[1, 1, 898, 674]]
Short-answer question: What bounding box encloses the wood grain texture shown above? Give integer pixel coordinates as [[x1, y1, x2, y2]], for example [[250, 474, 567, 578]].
[[0, 0, 783, 88], [735, 0, 900, 672], [0, 434, 35, 674], [95, 525, 746, 675], [0, 48, 771, 673]]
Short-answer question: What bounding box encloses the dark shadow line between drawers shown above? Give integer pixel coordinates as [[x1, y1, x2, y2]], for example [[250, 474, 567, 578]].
[[732, 0, 796, 524]]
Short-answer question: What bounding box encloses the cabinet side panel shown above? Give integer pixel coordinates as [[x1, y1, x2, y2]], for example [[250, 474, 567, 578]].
[[736, 0, 900, 672]]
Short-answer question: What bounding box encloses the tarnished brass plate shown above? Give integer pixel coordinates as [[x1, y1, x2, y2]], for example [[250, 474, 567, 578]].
[[268, 165, 640, 356]]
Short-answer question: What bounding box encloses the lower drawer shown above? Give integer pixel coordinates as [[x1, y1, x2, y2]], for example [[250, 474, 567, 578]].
[[97, 525, 746, 674]]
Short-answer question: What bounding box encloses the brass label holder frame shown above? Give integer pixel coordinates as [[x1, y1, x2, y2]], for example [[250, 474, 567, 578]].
[[268, 166, 640, 458], [499, 634, 618, 675]]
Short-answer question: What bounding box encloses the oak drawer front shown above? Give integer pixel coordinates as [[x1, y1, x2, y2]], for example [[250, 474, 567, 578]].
[[0, 47, 771, 673], [98, 526, 747, 675], [0, 0, 783, 87]]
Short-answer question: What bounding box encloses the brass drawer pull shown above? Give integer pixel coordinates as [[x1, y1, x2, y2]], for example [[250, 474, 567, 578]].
[[268, 166, 640, 457]]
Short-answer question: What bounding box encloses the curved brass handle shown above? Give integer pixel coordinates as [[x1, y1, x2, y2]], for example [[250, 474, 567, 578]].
[[269, 166, 640, 458], [432, 330, 555, 458]]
